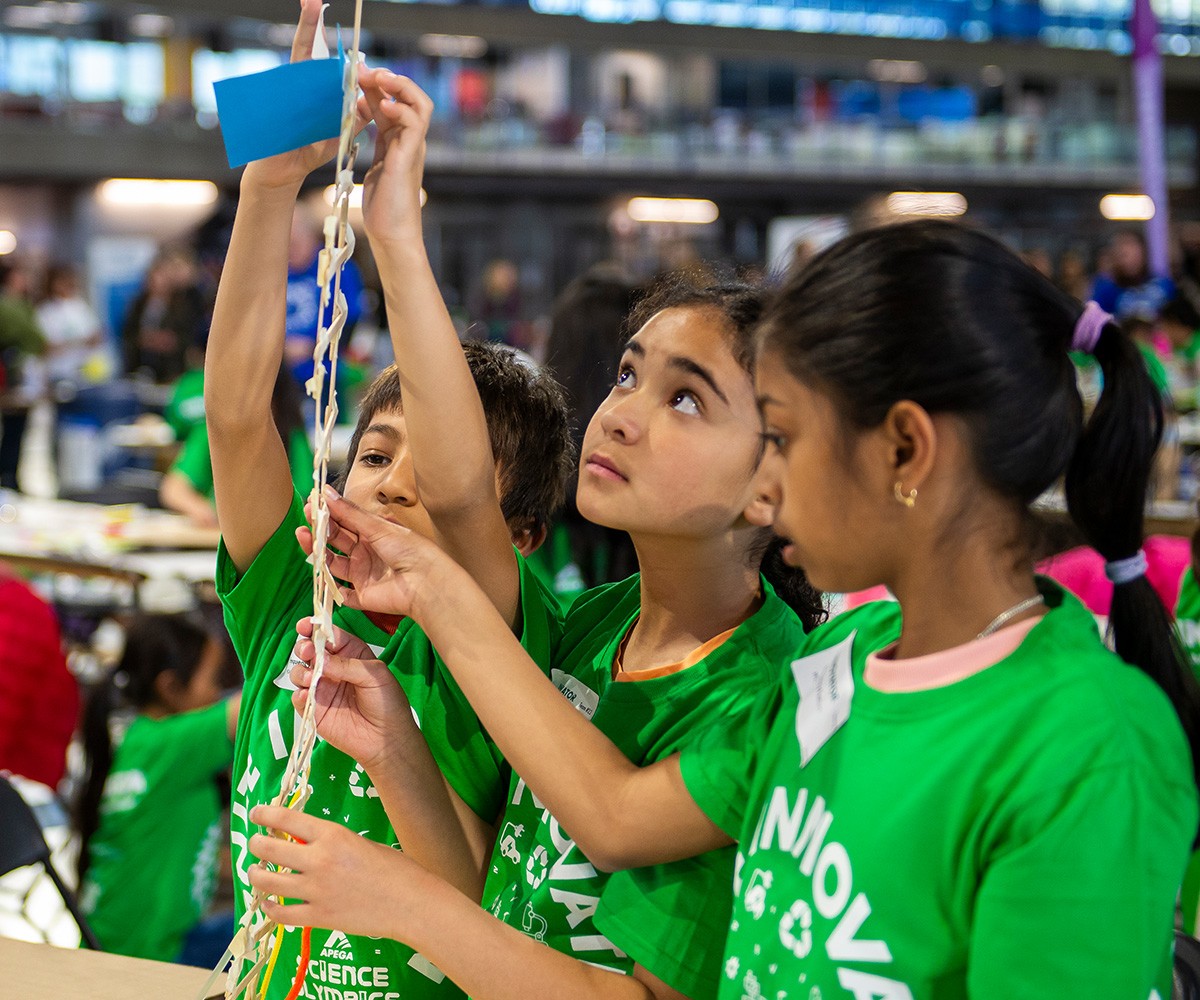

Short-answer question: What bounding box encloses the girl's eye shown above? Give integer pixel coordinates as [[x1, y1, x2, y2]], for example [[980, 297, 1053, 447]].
[[671, 391, 701, 416], [760, 431, 787, 451], [359, 452, 389, 467], [615, 366, 636, 389]]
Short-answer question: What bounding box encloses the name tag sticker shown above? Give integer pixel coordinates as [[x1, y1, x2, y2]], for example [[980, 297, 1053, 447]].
[[791, 630, 856, 766], [551, 670, 599, 720]]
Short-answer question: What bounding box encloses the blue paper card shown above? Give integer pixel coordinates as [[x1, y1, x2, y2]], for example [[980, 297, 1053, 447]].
[[214, 55, 345, 169]]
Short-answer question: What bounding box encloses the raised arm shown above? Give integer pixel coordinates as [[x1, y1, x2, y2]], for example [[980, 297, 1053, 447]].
[[208, 0, 361, 572], [250, 809, 694, 1000], [356, 69, 520, 627], [300, 492, 729, 870]]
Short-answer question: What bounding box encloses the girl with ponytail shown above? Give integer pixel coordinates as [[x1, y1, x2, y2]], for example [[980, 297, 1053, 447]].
[[246, 224, 1195, 999], [76, 613, 239, 962]]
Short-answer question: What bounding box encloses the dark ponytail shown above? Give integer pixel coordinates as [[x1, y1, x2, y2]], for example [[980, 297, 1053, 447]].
[[759, 219, 1199, 815], [759, 536, 827, 632], [74, 614, 212, 883], [75, 676, 117, 884], [631, 272, 826, 631], [1064, 317, 1200, 824]]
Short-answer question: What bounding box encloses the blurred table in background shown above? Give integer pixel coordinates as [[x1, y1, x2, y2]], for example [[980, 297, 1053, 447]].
[[0, 936, 219, 999], [0, 495, 218, 610], [1033, 492, 1197, 540]]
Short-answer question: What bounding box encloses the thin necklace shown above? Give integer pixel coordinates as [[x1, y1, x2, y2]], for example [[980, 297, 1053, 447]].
[[977, 595, 1045, 640]]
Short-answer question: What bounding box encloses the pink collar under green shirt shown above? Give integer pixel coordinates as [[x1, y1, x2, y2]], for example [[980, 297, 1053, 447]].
[[864, 615, 1043, 692]]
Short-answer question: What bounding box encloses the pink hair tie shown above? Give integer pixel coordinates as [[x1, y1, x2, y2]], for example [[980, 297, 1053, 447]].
[[1072, 301, 1111, 354]]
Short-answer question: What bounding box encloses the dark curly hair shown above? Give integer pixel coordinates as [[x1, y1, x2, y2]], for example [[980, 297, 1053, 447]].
[[338, 342, 575, 536]]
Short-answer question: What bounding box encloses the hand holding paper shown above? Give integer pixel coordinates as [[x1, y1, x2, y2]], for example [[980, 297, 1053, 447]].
[[214, 0, 365, 178]]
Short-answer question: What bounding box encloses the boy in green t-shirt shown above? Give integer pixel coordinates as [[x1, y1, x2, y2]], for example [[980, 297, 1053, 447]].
[[207, 6, 572, 997]]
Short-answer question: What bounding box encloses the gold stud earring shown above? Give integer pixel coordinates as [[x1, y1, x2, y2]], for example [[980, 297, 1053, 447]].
[[894, 482, 917, 508]]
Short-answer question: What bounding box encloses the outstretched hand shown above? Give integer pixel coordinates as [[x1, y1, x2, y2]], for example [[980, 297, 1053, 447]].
[[298, 486, 452, 620], [243, 0, 371, 190], [248, 805, 428, 940], [356, 68, 434, 246], [290, 619, 416, 772]]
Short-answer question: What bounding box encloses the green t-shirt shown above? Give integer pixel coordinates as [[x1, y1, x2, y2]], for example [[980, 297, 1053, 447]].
[[1175, 565, 1200, 680], [218, 491, 562, 1000], [174, 422, 314, 502], [1137, 342, 1171, 398], [1178, 330, 1200, 365], [165, 367, 206, 441], [481, 576, 806, 999], [81, 699, 233, 961], [681, 587, 1198, 1000], [1173, 566, 1200, 938]]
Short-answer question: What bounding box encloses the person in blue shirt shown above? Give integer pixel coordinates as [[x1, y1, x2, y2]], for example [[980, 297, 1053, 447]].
[[284, 209, 365, 413], [1091, 230, 1174, 323]]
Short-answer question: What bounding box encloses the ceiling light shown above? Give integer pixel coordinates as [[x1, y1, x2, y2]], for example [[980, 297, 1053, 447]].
[[418, 34, 487, 59], [867, 59, 928, 84], [0, 231, 16, 256], [97, 179, 219, 208], [129, 13, 175, 37], [1099, 193, 1155, 221], [886, 191, 967, 217], [627, 197, 719, 224], [3, 5, 55, 28]]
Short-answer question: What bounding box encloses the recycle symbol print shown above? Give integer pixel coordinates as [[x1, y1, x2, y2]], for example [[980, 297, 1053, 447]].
[[778, 899, 813, 959], [348, 763, 380, 799], [526, 844, 549, 889]]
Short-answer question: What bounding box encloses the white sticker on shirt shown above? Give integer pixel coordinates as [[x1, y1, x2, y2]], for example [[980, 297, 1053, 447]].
[[552, 669, 599, 720], [791, 630, 856, 767]]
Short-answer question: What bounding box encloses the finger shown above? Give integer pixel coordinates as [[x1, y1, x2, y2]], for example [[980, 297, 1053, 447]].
[[251, 805, 328, 843], [373, 72, 434, 119], [295, 616, 316, 640], [262, 897, 319, 930], [338, 585, 365, 610], [357, 67, 393, 126], [290, 0, 322, 64], [290, 659, 313, 689], [319, 651, 384, 687], [291, 688, 309, 716], [325, 487, 411, 548], [248, 863, 303, 899], [249, 833, 311, 872], [323, 550, 352, 581], [324, 518, 360, 557], [298, 517, 358, 560], [384, 104, 429, 158]]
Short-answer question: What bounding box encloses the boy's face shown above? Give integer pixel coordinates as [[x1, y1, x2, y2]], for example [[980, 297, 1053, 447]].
[[576, 306, 767, 539], [342, 407, 438, 539], [343, 405, 521, 547]]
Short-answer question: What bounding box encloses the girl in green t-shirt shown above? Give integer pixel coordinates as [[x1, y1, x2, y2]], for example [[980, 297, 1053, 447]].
[[75, 613, 240, 963], [247, 280, 826, 999], [254, 223, 1198, 999]]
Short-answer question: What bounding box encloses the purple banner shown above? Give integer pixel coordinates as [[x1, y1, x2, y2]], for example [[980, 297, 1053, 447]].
[[1132, 0, 1169, 278]]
